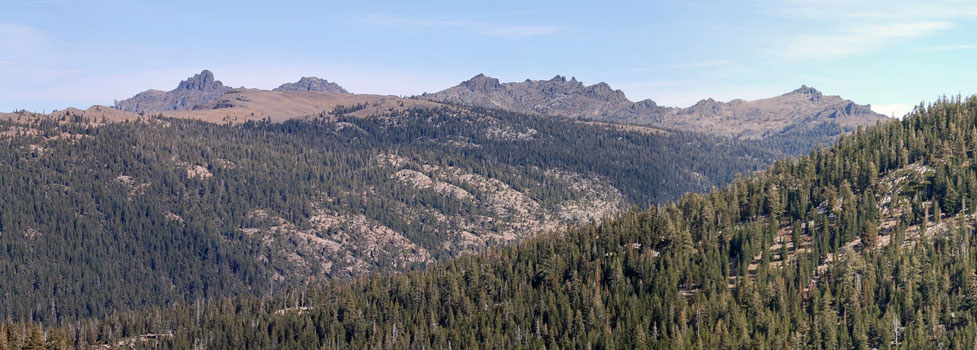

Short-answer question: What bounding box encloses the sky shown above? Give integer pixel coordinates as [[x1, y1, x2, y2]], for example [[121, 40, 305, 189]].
[[2, 0, 977, 118]]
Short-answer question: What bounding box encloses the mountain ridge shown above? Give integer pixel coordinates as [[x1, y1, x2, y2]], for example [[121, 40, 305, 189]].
[[420, 74, 888, 143], [114, 71, 353, 114], [425, 73, 636, 120], [108, 70, 887, 150]]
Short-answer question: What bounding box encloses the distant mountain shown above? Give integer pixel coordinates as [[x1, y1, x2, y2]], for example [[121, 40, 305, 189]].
[[274, 77, 348, 93], [421, 75, 888, 150], [107, 71, 422, 123], [653, 85, 886, 140], [114, 70, 230, 113]]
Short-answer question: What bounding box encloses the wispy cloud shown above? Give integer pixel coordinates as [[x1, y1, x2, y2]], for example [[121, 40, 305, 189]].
[[767, 1, 977, 60], [363, 14, 560, 38], [781, 21, 953, 59]]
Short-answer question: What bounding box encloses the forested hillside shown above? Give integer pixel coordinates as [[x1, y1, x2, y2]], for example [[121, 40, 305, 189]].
[[36, 96, 977, 349], [0, 105, 776, 324]]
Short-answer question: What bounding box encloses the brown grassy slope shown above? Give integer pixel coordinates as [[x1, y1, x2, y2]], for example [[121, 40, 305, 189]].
[[2, 91, 445, 126], [157, 89, 443, 123]]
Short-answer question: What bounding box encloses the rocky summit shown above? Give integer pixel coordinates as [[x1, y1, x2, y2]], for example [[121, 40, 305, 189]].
[[274, 77, 349, 93], [114, 70, 230, 113]]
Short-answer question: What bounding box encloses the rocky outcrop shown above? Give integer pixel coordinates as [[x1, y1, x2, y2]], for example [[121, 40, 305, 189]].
[[274, 77, 348, 94], [114, 70, 230, 113]]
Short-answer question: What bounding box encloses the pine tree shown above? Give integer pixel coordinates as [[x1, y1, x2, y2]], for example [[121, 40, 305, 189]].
[[861, 221, 878, 250], [24, 325, 43, 350]]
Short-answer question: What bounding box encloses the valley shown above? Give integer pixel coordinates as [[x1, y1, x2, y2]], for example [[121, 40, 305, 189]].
[[2, 1, 970, 348]]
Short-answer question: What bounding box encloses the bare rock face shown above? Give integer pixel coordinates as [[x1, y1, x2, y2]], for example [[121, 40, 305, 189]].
[[115, 70, 230, 113], [176, 70, 223, 91], [422, 76, 888, 148], [274, 77, 348, 94]]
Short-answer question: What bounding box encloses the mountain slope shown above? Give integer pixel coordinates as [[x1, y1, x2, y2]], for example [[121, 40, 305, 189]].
[[421, 75, 888, 152], [114, 70, 230, 113], [56, 97, 977, 349], [156, 88, 438, 123]]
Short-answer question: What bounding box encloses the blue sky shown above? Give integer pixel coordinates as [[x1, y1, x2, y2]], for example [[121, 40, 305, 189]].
[[2, 0, 977, 117]]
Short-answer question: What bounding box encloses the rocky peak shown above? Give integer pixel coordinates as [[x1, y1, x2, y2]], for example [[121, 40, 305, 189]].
[[176, 70, 224, 92], [682, 98, 726, 115], [633, 99, 659, 109], [461, 74, 503, 92], [790, 85, 823, 102], [692, 98, 717, 107], [274, 77, 348, 93], [588, 82, 614, 93], [584, 82, 628, 102], [543, 75, 585, 88]]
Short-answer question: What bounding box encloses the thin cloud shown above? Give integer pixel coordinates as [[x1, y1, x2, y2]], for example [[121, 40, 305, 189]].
[[780, 21, 953, 60], [363, 14, 560, 38], [767, 1, 977, 60]]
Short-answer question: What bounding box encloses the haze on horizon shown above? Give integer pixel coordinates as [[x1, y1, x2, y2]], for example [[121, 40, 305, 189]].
[[2, 0, 977, 118]]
